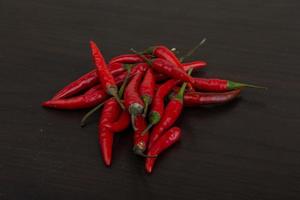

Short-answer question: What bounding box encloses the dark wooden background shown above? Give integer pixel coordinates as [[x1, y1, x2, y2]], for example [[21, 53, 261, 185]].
[[1, 0, 300, 199]]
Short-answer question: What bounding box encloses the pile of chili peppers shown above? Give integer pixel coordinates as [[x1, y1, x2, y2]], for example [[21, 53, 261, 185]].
[[42, 40, 265, 173]]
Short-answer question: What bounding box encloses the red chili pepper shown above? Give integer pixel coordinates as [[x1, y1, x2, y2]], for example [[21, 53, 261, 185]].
[[131, 49, 194, 84], [124, 71, 146, 130], [183, 89, 241, 106], [110, 110, 130, 132], [145, 127, 181, 173], [90, 41, 124, 109], [139, 68, 155, 116], [98, 98, 122, 166], [132, 115, 150, 157], [42, 85, 109, 110], [193, 78, 266, 92], [154, 60, 207, 81], [142, 79, 180, 134], [148, 73, 189, 149], [52, 62, 127, 100], [109, 54, 152, 65]]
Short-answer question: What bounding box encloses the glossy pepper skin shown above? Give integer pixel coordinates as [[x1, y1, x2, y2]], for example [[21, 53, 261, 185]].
[[90, 41, 124, 109], [42, 85, 109, 110], [183, 89, 241, 106], [98, 98, 122, 166], [145, 127, 181, 173], [124, 71, 146, 129], [133, 115, 149, 156], [110, 110, 130, 132], [52, 62, 126, 100], [148, 78, 188, 149], [109, 54, 152, 65], [139, 68, 155, 116], [192, 78, 264, 92]]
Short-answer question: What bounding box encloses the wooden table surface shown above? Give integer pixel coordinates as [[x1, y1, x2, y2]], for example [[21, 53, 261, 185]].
[[1, 0, 300, 199]]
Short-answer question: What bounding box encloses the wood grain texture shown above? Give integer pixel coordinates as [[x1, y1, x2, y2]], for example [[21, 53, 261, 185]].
[[1, 0, 300, 199]]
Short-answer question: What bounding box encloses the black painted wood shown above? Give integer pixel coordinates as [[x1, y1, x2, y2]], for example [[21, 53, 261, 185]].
[[1, 0, 300, 199]]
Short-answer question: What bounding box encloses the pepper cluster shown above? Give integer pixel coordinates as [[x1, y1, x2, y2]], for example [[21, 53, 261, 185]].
[[42, 40, 265, 173]]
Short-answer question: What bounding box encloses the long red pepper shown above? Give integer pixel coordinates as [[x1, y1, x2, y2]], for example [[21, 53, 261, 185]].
[[131, 49, 194, 84], [90, 41, 125, 109], [124, 71, 146, 130], [145, 127, 181, 173], [139, 68, 155, 116], [183, 89, 241, 106], [98, 98, 122, 166], [42, 85, 109, 110], [192, 78, 266, 92], [109, 54, 152, 65], [148, 71, 190, 149], [52, 63, 128, 100]]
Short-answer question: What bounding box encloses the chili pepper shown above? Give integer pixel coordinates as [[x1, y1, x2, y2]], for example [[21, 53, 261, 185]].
[[139, 68, 155, 116], [148, 70, 191, 149], [109, 54, 152, 65], [132, 115, 153, 157], [154, 60, 207, 81], [124, 71, 146, 130], [131, 49, 194, 84], [90, 41, 125, 109], [98, 98, 122, 166], [52, 63, 128, 100], [142, 79, 180, 134], [79, 63, 148, 126], [192, 78, 266, 92], [110, 110, 131, 132], [42, 85, 109, 110], [145, 127, 181, 173], [183, 89, 241, 106]]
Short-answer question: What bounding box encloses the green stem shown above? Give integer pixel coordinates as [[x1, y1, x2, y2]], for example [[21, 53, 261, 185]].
[[179, 38, 206, 62], [130, 48, 152, 66], [80, 99, 109, 127], [228, 81, 268, 90], [175, 69, 193, 100], [131, 113, 137, 131], [108, 87, 125, 110], [118, 65, 132, 98]]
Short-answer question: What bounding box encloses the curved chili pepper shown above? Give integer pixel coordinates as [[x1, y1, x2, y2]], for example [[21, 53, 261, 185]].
[[109, 54, 152, 65], [148, 73, 189, 149], [131, 49, 194, 84], [124, 71, 146, 130], [52, 62, 127, 100], [110, 110, 130, 132], [139, 68, 155, 116], [193, 78, 266, 92], [98, 98, 122, 166], [42, 85, 109, 110], [145, 127, 181, 173], [154, 60, 207, 81], [183, 89, 241, 106], [90, 41, 124, 109]]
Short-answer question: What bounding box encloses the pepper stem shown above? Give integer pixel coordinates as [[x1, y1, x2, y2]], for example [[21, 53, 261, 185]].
[[131, 113, 137, 131], [175, 69, 193, 100], [118, 65, 132, 98], [179, 38, 206, 62], [141, 123, 153, 136], [133, 147, 157, 158], [80, 99, 109, 127], [108, 87, 125, 110], [228, 81, 268, 90], [130, 48, 152, 66], [142, 95, 151, 117]]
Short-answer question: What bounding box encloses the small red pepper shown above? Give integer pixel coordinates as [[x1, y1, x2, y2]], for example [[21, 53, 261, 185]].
[[124, 71, 146, 130], [148, 72, 190, 149], [109, 54, 152, 65], [42, 85, 109, 110], [98, 98, 122, 166], [132, 115, 150, 157], [183, 89, 241, 106], [145, 127, 181, 173], [139, 68, 155, 116], [90, 41, 124, 109], [193, 78, 266, 92]]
